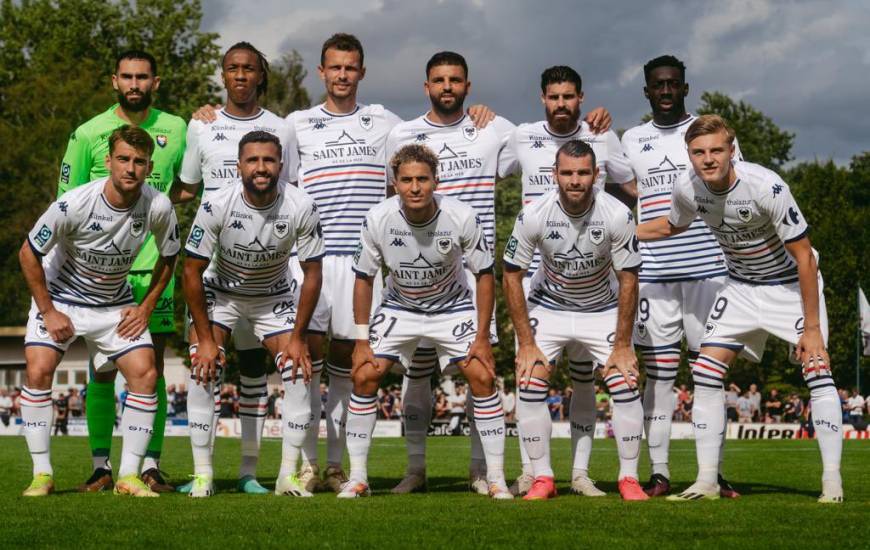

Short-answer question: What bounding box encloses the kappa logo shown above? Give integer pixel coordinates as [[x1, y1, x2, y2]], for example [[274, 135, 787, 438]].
[[531, 140, 544, 149], [212, 133, 228, 142], [156, 134, 168, 148], [229, 220, 245, 230], [736, 207, 753, 222], [697, 205, 709, 214], [782, 206, 801, 226], [390, 237, 406, 247], [314, 121, 326, 130], [87, 222, 103, 232], [462, 126, 478, 142], [452, 320, 475, 339], [130, 219, 144, 238], [545, 230, 563, 240], [34, 224, 52, 247], [415, 133, 429, 142], [188, 225, 205, 248], [359, 114, 373, 130], [58, 201, 68, 215], [202, 201, 212, 214], [273, 221, 289, 239], [589, 227, 605, 245], [772, 183, 783, 196], [436, 237, 452, 254], [641, 143, 654, 152]]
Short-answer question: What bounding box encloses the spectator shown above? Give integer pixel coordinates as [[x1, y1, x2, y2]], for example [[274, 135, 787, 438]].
[[54, 390, 70, 435], [725, 383, 741, 422], [747, 384, 762, 421], [783, 393, 804, 422], [765, 389, 783, 422], [561, 387, 572, 421], [68, 388, 83, 418], [166, 384, 177, 417], [11, 387, 22, 417], [378, 387, 395, 419], [737, 392, 754, 423], [502, 387, 516, 423], [594, 386, 609, 420], [174, 384, 188, 419], [391, 386, 403, 419], [267, 388, 281, 419], [847, 389, 865, 426], [546, 388, 563, 420], [839, 389, 850, 423], [0, 388, 12, 427], [434, 388, 449, 420], [275, 390, 284, 419], [320, 383, 329, 418], [448, 383, 467, 435], [220, 385, 234, 418]]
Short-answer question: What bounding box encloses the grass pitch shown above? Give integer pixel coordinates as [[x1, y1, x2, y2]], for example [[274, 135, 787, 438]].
[[1, 436, 867, 548]]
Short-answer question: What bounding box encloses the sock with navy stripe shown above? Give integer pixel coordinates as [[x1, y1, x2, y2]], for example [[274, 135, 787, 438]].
[[472, 392, 506, 483], [466, 395, 486, 473], [517, 378, 553, 478], [187, 347, 220, 479], [345, 393, 378, 483], [301, 359, 324, 468], [278, 355, 311, 478], [605, 372, 643, 480], [239, 374, 268, 478], [119, 391, 157, 478], [569, 360, 596, 479], [21, 386, 54, 476], [804, 361, 842, 485], [641, 344, 680, 479], [401, 358, 434, 474], [691, 354, 728, 485], [325, 373, 352, 467]]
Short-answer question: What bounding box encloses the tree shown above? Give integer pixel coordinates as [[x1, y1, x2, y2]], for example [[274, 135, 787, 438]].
[[261, 50, 312, 117], [0, 0, 221, 325]]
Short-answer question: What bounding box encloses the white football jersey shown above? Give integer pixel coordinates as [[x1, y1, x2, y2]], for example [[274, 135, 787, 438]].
[[286, 103, 402, 256], [180, 108, 296, 195], [27, 178, 179, 307], [669, 160, 809, 285], [384, 114, 516, 251], [622, 115, 743, 283], [184, 181, 324, 296], [504, 188, 641, 312], [353, 195, 493, 315]]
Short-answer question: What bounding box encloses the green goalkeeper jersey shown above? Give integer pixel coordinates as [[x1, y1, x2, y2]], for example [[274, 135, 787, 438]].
[[58, 104, 186, 272]]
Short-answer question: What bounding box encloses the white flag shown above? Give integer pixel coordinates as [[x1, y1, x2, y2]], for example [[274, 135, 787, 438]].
[[860, 288, 870, 356]]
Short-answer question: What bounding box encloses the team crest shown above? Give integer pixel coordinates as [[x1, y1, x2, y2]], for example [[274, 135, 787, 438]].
[[736, 207, 753, 222], [462, 126, 478, 142], [589, 227, 605, 245], [273, 221, 289, 239], [130, 219, 144, 238], [156, 135, 168, 148], [36, 323, 49, 339], [704, 322, 716, 338], [358, 114, 373, 130], [368, 333, 381, 349], [636, 322, 647, 339], [437, 238, 452, 255], [205, 291, 216, 313]]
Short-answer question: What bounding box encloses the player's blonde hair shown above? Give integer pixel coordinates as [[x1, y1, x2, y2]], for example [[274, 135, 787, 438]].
[[108, 125, 154, 157], [685, 114, 736, 145], [390, 144, 439, 180]]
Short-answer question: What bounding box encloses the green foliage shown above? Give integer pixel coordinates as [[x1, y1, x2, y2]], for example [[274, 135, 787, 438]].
[[261, 50, 312, 117]]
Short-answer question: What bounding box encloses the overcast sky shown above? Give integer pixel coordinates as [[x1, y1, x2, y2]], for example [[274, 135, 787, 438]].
[[202, 0, 869, 164]]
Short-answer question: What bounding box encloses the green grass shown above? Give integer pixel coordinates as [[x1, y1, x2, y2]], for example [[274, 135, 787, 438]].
[[1, 436, 868, 548]]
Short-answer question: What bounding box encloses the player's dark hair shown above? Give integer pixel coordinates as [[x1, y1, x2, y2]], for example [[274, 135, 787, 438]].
[[643, 55, 686, 82], [390, 144, 439, 180], [108, 125, 155, 157], [321, 33, 364, 67], [426, 51, 468, 79], [223, 42, 269, 97], [115, 50, 157, 76], [540, 65, 582, 94], [684, 115, 735, 145], [238, 130, 283, 159], [555, 139, 596, 168]]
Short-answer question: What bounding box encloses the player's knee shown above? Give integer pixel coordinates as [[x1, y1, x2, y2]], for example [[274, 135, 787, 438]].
[[307, 334, 324, 360], [462, 361, 493, 395]]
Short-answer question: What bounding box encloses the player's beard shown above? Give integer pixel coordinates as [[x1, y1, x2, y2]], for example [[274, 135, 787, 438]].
[[242, 171, 279, 199], [546, 107, 580, 134], [117, 88, 153, 113], [430, 90, 466, 118]]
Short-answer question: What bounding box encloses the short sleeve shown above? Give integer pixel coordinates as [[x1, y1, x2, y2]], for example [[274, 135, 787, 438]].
[[184, 197, 220, 260], [494, 117, 519, 178], [352, 214, 382, 277], [282, 113, 300, 184], [295, 198, 325, 262], [667, 173, 696, 228], [149, 195, 181, 258], [603, 130, 635, 184], [732, 136, 744, 162], [758, 177, 809, 244], [28, 200, 73, 256], [459, 210, 494, 274], [502, 208, 538, 270], [383, 126, 401, 185], [172, 120, 188, 178], [179, 121, 202, 185], [610, 207, 642, 271]]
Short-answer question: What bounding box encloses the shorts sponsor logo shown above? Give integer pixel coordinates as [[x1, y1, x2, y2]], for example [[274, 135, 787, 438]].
[[505, 235, 519, 258], [452, 319, 475, 339], [736, 207, 753, 222], [34, 224, 52, 247], [188, 225, 205, 248], [358, 114, 373, 130], [437, 238, 452, 255], [704, 322, 716, 338], [130, 219, 144, 238], [462, 126, 478, 142], [60, 163, 71, 184], [156, 134, 168, 148], [272, 300, 295, 316], [273, 221, 289, 239], [589, 227, 605, 245]]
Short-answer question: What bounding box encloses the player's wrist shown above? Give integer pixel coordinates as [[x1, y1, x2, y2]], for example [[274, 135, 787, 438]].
[[352, 323, 369, 341]]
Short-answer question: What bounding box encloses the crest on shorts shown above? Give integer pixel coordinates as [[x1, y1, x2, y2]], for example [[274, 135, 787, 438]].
[[156, 135, 168, 148], [205, 291, 216, 313], [636, 322, 647, 339], [36, 323, 49, 339], [704, 322, 716, 338], [368, 333, 381, 349], [359, 114, 373, 130], [736, 207, 753, 222], [589, 227, 605, 245], [273, 221, 289, 239], [462, 126, 478, 142], [130, 219, 144, 238], [437, 238, 452, 255]]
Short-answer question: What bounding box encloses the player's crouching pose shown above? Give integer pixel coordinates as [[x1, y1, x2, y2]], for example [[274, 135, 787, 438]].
[[637, 115, 843, 503], [182, 131, 324, 497], [340, 144, 511, 499], [19, 126, 179, 497], [503, 140, 647, 501]]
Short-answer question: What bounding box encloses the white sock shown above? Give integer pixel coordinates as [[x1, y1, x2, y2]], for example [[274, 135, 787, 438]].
[[517, 378, 552, 478], [325, 370, 352, 467], [568, 360, 596, 478], [278, 356, 312, 478], [92, 455, 111, 472], [142, 456, 159, 472], [345, 393, 378, 483], [605, 373, 643, 480], [466, 395, 486, 473], [517, 422, 532, 476], [471, 392, 506, 483], [188, 367, 218, 479], [21, 386, 54, 476], [641, 344, 679, 479], [301, 359, 323, 468], [691, 354, 728, 485], [804, 361, 843, 485], [119, 392, 158, 478], [401, 363, 434, 474], [238, 374, 267, 478]]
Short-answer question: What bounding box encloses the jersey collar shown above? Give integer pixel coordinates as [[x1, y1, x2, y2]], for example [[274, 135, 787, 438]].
[[320, 103, 361, 117], [543, 121, 583, 139], [423, 113, 467, 128]]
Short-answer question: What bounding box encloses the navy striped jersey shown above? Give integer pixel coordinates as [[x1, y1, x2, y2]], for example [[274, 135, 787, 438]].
[[504, 188, 641, 312], [353, 195, 493, 314], [286, 103, 402, 256], [180, 108, 296, 195], [621, 115, 742, 283], [184, 181, 324, 296], [27, 178, 179, 307], [669, 161, 809, 285], [384, 114, 516, 252]]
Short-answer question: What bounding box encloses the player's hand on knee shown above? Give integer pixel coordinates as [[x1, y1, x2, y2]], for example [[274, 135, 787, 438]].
[[467, 104, 495, 129], [604, 345, 639, 388], [43, 308, 75, 343], [351, 341, 377, 378], [115, 305, 151, 340], [284, 334, 312, 384], [192, 104, 220, 123], [515, 343, 549, 390], [192, 338, 220, 385], [795, 327, 830, 373], [584, 106, 612, 134], [466, 337, 496, 379]]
